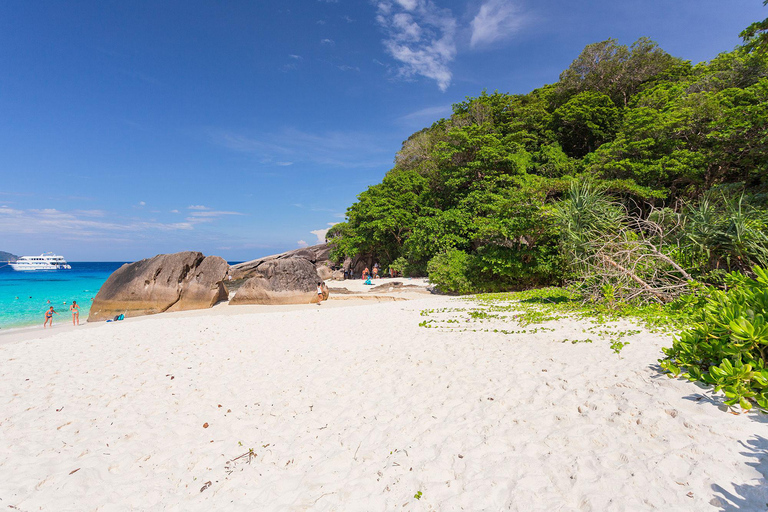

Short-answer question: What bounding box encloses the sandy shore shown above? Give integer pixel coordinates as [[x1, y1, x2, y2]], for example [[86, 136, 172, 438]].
[[1, 290, 767, 510]]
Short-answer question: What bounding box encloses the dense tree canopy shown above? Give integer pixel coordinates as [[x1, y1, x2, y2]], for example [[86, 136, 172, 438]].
[[330, 27, 768, 293]]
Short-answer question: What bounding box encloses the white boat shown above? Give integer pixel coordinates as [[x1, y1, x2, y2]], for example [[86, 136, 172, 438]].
[[9, 253, 72, 271]]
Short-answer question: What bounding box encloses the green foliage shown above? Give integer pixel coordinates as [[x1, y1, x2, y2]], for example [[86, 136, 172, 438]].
[[427, 250, 476, 295], [660, 266, 768, 410], [558, 37, 683, 106], [553, 91, 621, 158], [679, 191, 768, 273], [553, 181, 624, 263]]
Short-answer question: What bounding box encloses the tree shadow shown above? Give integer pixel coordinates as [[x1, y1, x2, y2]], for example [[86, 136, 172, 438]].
[[647, 363, 768, 424], [710, 435, 768, 510]]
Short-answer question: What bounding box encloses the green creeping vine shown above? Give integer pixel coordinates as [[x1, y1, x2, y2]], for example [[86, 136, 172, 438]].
[[419, 287, 686, 354], [660, 266, 768, 411]]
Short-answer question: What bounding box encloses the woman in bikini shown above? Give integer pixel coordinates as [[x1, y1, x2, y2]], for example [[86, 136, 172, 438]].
[[70, 300, 80, 326], [44, 306, 58, 328]]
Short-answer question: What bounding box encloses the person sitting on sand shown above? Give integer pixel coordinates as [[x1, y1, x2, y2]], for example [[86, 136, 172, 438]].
[[317, 282, 324, 305], [362, 267, 369, 280], [70, 300, 80, 326], [44, 306, 58, 328]]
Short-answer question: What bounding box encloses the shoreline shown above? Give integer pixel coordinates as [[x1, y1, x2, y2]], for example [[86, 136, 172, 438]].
[[0, 277, 433, 347]]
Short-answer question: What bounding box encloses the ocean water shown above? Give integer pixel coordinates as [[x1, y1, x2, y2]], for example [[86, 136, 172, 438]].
[[0, 262, 125, 331]]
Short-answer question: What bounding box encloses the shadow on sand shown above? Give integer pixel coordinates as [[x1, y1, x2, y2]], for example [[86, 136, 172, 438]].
[[647, 363, 768, 509], [710, 435, 768, 510]]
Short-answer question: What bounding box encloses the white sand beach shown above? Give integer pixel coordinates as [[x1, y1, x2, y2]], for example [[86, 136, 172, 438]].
[[1, 291, 768, 511]]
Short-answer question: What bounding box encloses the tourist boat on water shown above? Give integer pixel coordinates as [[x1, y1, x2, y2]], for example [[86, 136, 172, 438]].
[[8, 253, 72, 271]]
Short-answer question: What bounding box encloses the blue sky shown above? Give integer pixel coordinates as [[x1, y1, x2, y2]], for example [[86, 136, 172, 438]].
[[0, 0, 765, 261]]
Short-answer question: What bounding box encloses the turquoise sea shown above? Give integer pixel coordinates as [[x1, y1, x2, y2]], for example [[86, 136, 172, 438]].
[[0, 262, 125, 331]]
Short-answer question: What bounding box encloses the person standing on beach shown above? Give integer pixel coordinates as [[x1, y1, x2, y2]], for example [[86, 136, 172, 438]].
[[317, 282, 324, 305], [70, 300, 80, 326], [43, 306, 58, 328]]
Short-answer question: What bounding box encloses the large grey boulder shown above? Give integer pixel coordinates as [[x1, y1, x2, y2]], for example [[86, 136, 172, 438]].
[[231, 258, 330, 305], [89, 252, 229, 321], [230, 243, 331, 280], [316, 264, 333, 281]]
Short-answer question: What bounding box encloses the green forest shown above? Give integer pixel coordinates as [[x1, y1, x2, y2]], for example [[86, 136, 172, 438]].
[[329, 8, 768, 410], [330, 19, 767, 298]]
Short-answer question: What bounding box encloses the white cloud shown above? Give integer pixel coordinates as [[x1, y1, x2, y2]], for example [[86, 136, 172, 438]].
[[375, 0, 457, 91], [337, 65, 360, 72], [188, 205, 211, 210], [297, 240, 309, 248], [289, 54, 303, 60], [310, 229, 328, 244], [321, 38, 335, 45], [470, 0, 525, 48], [138, 201, 146, 206], [276, 161, 294, 166], [395, 0, 418, 10]]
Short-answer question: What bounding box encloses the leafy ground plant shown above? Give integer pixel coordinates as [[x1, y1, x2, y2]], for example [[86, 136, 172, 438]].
[[419, 287, 687, 353], [660, 266, 768, 411]]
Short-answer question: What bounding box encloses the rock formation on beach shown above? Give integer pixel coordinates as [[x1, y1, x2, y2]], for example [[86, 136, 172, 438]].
[[230, 257, 329, 305], [88, 252, 229, 321], [230, 243, 331, 280]]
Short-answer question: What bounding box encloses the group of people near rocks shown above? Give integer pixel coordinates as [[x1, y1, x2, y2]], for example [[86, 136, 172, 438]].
[[361, 263, 379, 281], [43, 301, 80, 328]]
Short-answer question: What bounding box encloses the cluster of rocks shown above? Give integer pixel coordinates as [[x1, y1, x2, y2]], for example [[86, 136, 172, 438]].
[[88, 244, 333, 322]]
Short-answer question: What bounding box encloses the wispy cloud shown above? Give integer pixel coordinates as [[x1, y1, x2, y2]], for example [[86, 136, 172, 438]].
[[470, 0, 525, 48], [207, 127, 390, 169], [297, 239, 308, 248], [0, 207, 195, 239], [398, 104, 452, 121], [375, 0, 457, 91], [185, 205, 244, 224], [321, 38, 335, 45]]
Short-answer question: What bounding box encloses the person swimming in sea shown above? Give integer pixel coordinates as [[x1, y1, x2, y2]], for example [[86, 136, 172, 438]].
[[44, 306, 58, 329], [70, 300, 80, 326]]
